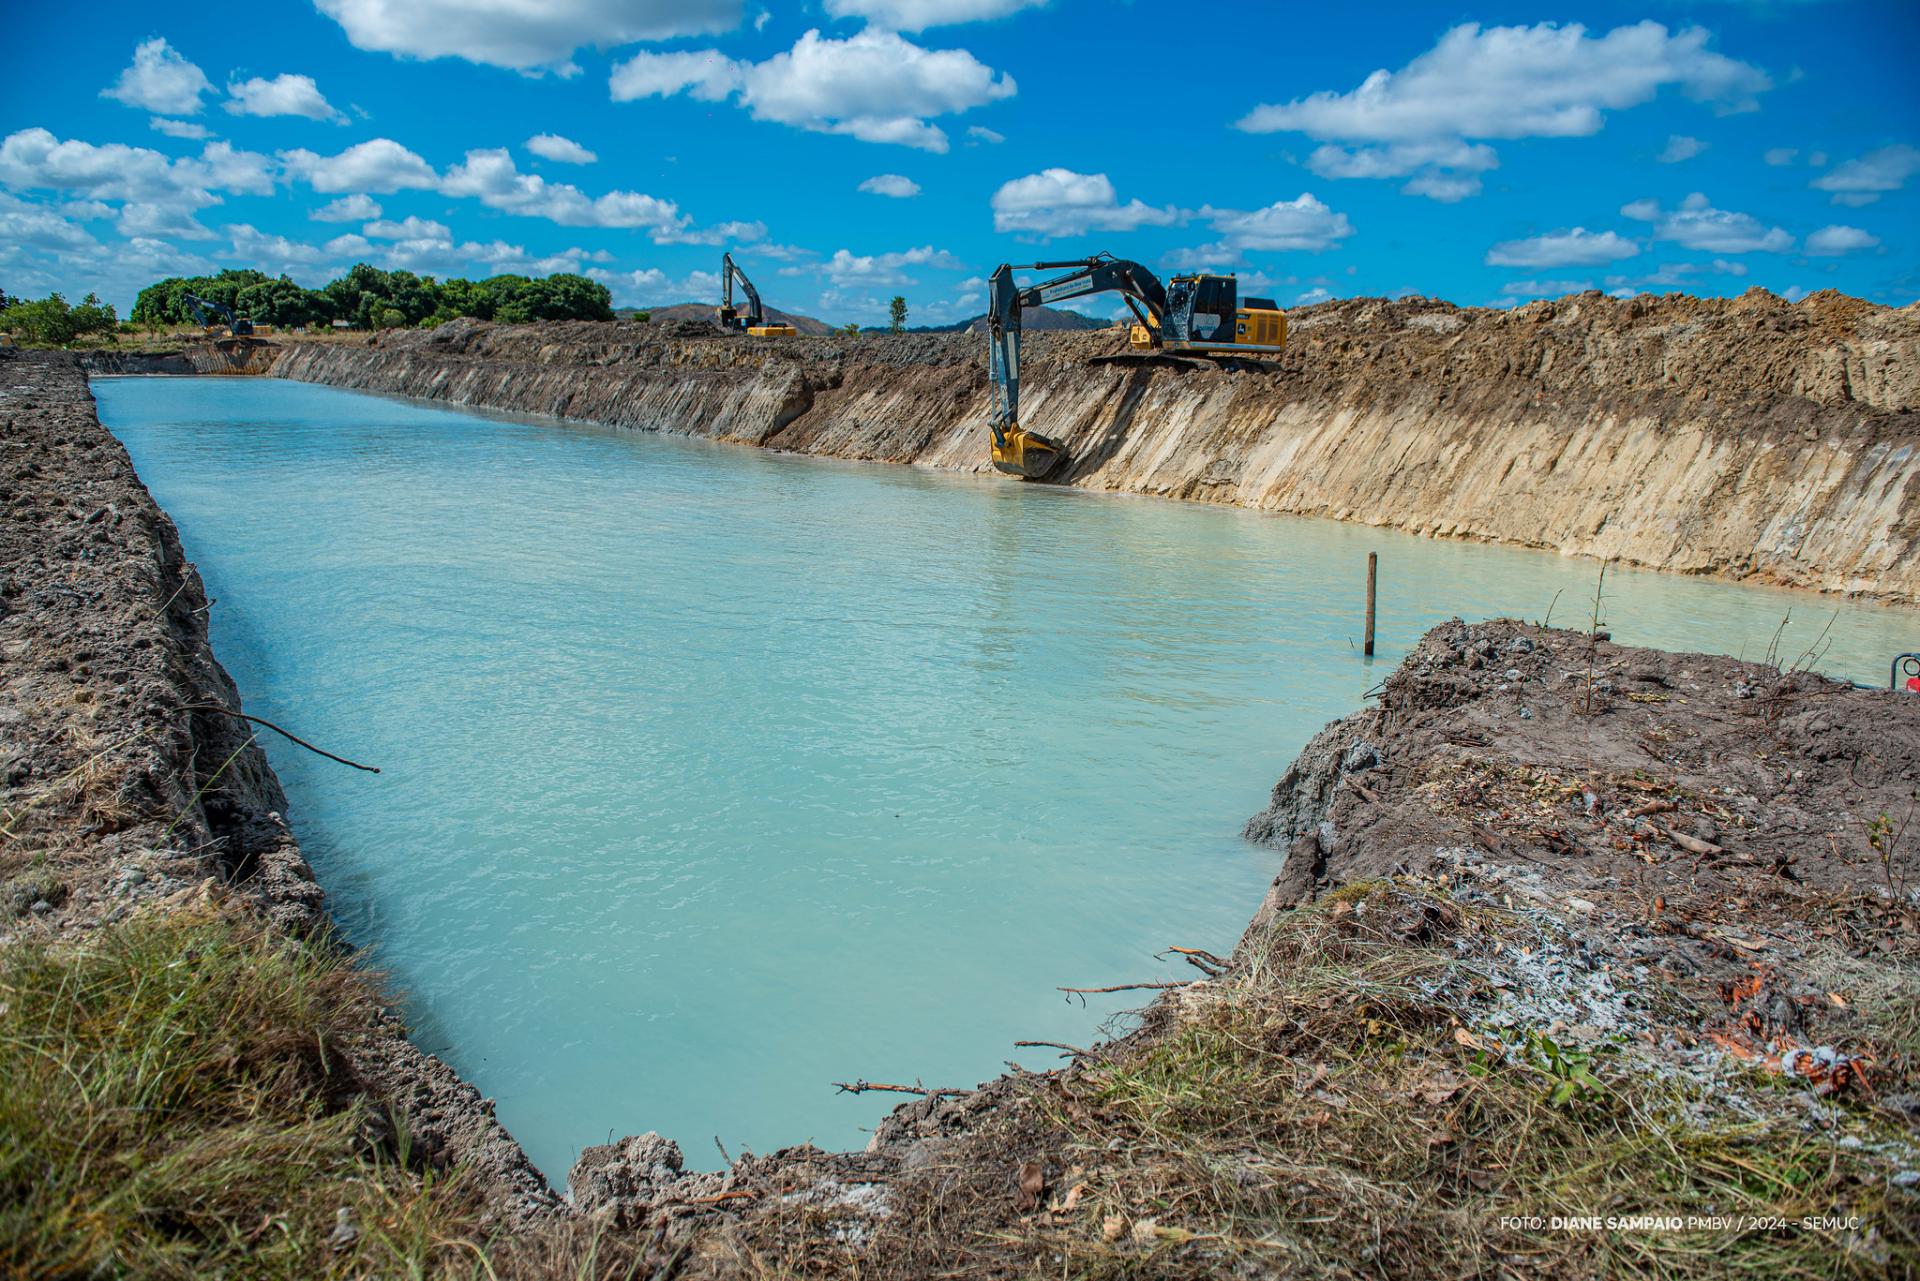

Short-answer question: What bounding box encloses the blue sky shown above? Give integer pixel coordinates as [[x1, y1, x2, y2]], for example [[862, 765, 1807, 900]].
[[2, 1, 1916, 325]]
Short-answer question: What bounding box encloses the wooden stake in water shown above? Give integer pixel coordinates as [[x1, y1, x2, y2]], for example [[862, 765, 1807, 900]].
[[1364, 553, 1377, 657]]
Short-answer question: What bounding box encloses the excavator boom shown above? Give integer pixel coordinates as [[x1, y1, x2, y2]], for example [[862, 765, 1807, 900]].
[[985, 255, 1168, 479], [185, 293, 252, 338], [718, 252, 796, 337], [982, 252, 1286, 479]]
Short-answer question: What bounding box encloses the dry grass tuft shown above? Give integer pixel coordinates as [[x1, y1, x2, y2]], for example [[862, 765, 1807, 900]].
[[0, 903, 653, 1279]]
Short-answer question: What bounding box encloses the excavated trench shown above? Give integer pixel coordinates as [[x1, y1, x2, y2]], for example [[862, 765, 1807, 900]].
[[10, 288, 1920, 1271]]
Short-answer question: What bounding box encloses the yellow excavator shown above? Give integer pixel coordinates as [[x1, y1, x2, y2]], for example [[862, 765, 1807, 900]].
[[985, 254, 1286, 478], [718, 252, 796, 337]]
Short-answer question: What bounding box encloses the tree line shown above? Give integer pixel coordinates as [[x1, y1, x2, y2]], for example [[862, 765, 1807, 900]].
[[129, 265, 615, 331], [0, 289, 120, 347]]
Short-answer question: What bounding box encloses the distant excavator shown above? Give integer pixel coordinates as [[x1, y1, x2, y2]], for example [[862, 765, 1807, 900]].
[[985, 254, 1286, 478], [185, 293, 254, 339], [717, 252, 796, 337]]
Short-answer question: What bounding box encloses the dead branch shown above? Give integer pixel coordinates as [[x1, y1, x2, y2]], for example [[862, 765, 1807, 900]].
[[832, 1079, 971, 1098], [1662, 827, 1725, 857], [1057, 981, 1192, 994], [1014, 1039, 1097, 1059], [1163, 945, 1230, 969], [185, 704, 381, 773]]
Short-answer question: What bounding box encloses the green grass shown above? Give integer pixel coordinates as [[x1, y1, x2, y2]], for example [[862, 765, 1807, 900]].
[[0, 904, 645, 1279], [1023, 883, 1918, 1280]]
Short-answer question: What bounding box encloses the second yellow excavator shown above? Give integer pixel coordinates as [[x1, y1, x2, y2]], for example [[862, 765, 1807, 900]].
[[985, 254, 1286, 478], [718, 252, 797, 337]]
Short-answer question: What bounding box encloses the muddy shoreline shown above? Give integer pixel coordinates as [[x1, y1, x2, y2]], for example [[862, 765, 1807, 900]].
[[8, 342, 1917, 1273]]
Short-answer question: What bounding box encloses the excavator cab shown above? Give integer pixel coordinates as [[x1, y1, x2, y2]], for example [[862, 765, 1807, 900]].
[[1130, 274, 1286, 351]]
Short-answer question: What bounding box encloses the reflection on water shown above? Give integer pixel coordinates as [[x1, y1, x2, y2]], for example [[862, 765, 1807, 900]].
[[95, 375, 1917, 1182]]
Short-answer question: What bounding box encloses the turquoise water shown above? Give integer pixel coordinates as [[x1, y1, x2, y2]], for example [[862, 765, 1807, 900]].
[[96, 376, 1917, 1184]]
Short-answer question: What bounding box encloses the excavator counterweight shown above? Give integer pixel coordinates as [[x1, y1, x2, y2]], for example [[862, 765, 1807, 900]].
[[984, 254, 1285, 478]]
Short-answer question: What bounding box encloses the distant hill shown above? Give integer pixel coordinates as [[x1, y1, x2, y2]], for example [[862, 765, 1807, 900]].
[[910, 305, 1116, 334], [623, 301, 835, 335]]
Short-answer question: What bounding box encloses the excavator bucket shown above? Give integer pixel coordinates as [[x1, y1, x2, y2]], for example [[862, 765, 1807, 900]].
[[990, 426, 1067, 479]]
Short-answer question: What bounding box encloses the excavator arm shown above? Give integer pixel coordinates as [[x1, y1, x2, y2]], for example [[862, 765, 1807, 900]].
[[985, 255, 1168, 479], [185, 293, 252, 338], [718, 251, 764, 331]]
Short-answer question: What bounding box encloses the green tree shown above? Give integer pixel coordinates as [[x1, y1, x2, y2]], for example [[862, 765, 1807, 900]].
[[0, 291, 119, 347], [840, 322, 861, 335], [374, 306, 406, 330], [888, 295, 907, 331]]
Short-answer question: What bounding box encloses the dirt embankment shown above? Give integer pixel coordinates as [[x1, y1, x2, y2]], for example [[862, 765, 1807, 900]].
[[0, 348, 552, 1225], [274, 288, 1920, 602], [79, 338, 281, 376]]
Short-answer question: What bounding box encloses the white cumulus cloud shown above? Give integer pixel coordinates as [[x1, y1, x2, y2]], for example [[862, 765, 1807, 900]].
[[1238, 22, 1768, 200], [587, 266, 722, 306], [364, 215, 452, 240], [822, 244, 962, 285], [1199, 195, 1356, 255], [1812, 144, 1920, 206], [102, 38, 213, 116], [822, 0, 1047, 31], [311, 193, 382, 221], [313, 0, 742, 73], [279, 138, 438, 192], [150, 118, 210, 140], [1658, 134, 1706, 163], [526, 133, 598, 164], [858, 173, 921, 197], [226, 73, 345, 122], [1621, 192, 1792, 254], [610, 29, 1014, 153], [991, 168, 1179, 237], [1804, 224, 1881, 256], [1485, 227, 1640, 267], [440, 147, 691, 235], [0, 127, 268, 237]]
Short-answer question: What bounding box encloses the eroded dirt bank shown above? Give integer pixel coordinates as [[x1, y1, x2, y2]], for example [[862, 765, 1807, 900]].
[[274, 288, 1920, 603], [0, 349, 553, 1227]]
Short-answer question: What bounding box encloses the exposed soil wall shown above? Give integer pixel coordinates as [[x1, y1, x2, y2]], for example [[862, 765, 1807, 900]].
[[273, 288, 1920, 603], [0, 348, 553, 1225]]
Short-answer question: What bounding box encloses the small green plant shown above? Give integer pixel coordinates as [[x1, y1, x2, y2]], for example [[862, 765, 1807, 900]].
[[889, 295, 908, 331], [1522, 1029, 1604, 1107]]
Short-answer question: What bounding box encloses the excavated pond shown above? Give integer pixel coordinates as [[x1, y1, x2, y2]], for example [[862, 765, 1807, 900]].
[[95, 376, 1920, 1183]]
